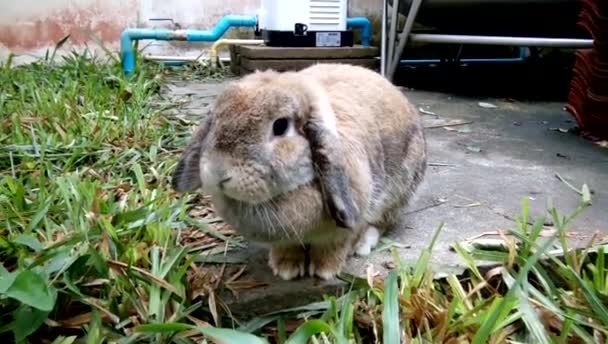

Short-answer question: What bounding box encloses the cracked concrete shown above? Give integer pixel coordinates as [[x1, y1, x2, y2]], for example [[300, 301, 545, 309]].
[[162, 69, 608, 321]]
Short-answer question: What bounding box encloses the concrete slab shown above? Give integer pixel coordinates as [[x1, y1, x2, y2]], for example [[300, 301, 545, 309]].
[[234, 45, 378, 59], [229, 45, 379, 75], [162, 76, 608, 321]]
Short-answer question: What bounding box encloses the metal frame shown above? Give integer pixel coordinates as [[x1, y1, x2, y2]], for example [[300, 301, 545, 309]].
[[380, 0, 595, 81]]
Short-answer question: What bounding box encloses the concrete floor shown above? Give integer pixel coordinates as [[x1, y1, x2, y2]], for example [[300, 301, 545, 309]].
[[163, 73, 608, 320]]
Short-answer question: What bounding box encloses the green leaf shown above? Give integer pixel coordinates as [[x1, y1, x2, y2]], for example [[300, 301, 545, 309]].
[[136, 323, 269, 344], [502, 271, 550, 344], [472, 233, 557, 344], [581, 183, 592, 205], [383, 270, 400, 344], [286, 319, 346, 344], [0, 265, 17, 293], [595, 246, 605, 291], [12, 305, 50, 341], [41, 250, 76, 276], [198, 326, 270, 344], [568, 266, 608, 327], [86, 310, 103, 344], [111, 204, 150, 227], [4, 269, 56, 311], [135, 322, 192, 333], [277, 318, 287, 343], [27, 200, 51, 232], [337, 292, 354, 338], [12, 234, 44, 252], [238, 314, 283, 334], [133, 162, 146, 194], [51, 336, 78, 344], [238, 299, 332, 333]]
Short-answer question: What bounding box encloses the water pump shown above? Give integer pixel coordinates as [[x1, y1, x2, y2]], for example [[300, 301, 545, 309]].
[[257, 0, 354, 47]]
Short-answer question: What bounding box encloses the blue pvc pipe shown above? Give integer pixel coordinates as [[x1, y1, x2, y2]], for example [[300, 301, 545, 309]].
[[346, 17, 371, 47], [120, 14, 257, 74]]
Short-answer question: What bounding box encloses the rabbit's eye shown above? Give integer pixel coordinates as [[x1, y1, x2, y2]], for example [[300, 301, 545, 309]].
[[272, 117, 289, 137]]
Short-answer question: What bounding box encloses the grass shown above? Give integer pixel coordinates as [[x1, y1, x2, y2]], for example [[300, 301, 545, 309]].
[[242, 196, 608, 344], [1, 46, 607, 343], [0, 46, 249, 343]]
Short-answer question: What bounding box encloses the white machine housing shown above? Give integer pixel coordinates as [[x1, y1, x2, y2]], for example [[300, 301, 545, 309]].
[[257, 0, 348, 32]]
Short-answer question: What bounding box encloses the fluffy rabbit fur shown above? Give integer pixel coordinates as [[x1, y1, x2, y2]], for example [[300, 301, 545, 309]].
[[172, 63, 427, 280]]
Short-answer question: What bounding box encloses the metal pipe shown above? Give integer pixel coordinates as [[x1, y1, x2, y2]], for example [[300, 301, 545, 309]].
[[120, 14, 258, 75], [144, 55, 202, 62], [380, 0, 387, 76], [388, 0, 424, 80], [409, 34, 594, 48], [346, 17, 371, 47], [209, 39, 264, 69], [388, 0, 400, 65], [143, 55, 231, 66]]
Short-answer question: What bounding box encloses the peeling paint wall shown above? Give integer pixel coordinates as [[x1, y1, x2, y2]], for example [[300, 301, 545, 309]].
[[0, 0, 381, 64]]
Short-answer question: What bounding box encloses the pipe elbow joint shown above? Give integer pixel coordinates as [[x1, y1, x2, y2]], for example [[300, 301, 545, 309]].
[[347, 17, 371, 47], [119, 14, 258, 75], [120, 29, 137, 75]]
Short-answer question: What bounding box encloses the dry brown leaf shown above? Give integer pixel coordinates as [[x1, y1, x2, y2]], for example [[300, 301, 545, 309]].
[[82, 278, 109, 287], [186, 315, 212, 327], [188, 265, 215, 299], [208, 289, 220, 327], [366, 264, 379, 288], [497, 229, 516, 269], [84, 297, 120, 324], [224, 265, 247, 285]]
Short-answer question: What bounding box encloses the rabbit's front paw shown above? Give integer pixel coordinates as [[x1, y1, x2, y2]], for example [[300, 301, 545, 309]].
[[354, 226, 380, 256], [308, 241, 350, 280], [268, 244, 307, 280]]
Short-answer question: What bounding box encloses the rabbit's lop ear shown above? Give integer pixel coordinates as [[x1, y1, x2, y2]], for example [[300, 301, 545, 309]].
[[171, 117, 212, 192], [303, 119, 360, 230]]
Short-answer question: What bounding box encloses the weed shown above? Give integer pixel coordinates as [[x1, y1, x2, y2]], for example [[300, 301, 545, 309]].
[[0, 48, 253, 343]]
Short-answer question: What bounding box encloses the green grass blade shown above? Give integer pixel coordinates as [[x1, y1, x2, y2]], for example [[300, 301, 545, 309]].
[[135, 323, 192, 333], [383, 270, 401, 344], [472, 233, 557, 344], [594, 246, 605, 291], [238, 299, 332, 333], [337, 292, 354, 339], [197, 326, 270, 344], [568, 266, 608, 327], [277, 317, 287, 343], [50, 336, 78, 344], [286, 319, 346, 344], [12, 233, 44, 252], [502, 271, 550, 344]]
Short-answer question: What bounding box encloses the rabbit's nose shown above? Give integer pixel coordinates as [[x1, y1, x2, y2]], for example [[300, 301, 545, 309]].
[[218, 176, 232, 189]]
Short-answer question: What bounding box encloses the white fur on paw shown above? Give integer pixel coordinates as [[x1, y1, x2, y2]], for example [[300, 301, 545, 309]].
[[308, 263, 338, 280], [272, 262, 305, 281], [269, 254, 305, 281], [355, 226, 380, 256]]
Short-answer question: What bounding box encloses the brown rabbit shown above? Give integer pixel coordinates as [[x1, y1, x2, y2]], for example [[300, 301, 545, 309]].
[[172, 63, 427, 280]]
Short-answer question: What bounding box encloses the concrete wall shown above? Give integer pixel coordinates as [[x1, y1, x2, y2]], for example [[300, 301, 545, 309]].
[[0, 0, 381, 65]]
